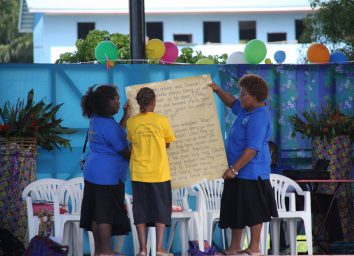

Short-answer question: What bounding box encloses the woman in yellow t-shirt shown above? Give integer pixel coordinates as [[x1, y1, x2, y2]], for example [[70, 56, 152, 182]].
[[127, 87, 176, 256]]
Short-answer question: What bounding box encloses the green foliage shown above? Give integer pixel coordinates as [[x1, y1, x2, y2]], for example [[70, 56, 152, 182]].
[[0, 90, 76, 150], [301, 0, 354, 60], [56, 30, 130, 63], [56, 29, 228, 64], [0, 0, 33, 63], [289, 104, 354, 143], [176, 47, 227, 64]]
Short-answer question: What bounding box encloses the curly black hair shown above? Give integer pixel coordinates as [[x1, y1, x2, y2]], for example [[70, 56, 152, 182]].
[[81, 84, 118, 118], [238, 74, 268, 102], [136, 87, 155, 112]]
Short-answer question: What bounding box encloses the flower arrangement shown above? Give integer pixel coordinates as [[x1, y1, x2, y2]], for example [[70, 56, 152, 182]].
[[0, 89, 76, 150], [289, 104, 354, 143]]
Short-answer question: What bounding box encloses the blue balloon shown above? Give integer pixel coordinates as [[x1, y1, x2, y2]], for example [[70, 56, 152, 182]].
[[274, 50, 286, 64], [329, 52, 348, 63]]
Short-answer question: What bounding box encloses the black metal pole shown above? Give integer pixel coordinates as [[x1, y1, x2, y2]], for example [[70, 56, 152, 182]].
[[129, 0, 146, 63]]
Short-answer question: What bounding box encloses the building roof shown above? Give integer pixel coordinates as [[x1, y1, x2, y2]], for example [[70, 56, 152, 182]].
[[19, 0, 313, 32]]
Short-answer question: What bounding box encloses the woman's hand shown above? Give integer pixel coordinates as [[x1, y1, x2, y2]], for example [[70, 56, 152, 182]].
[[222, 167, 237, 179], [208, 82, 220, 93], [123, 100, 131, 118]]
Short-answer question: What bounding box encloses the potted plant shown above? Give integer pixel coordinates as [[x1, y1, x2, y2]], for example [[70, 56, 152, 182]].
[[0, 89, 76, 243], [0, 89, 75, 150], [289, 105, 354, 242]]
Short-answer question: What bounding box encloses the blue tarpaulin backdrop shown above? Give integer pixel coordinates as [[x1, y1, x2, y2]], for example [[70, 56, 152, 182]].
[[0, 63, 353, 254]]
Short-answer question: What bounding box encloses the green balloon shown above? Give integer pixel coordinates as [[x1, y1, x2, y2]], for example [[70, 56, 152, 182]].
[[196, 58, 214, 64], [95, 41, 118, 64], [244, 39, 267, 64]]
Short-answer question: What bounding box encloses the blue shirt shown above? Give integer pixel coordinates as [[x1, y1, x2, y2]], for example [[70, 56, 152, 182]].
[[83, 115, 129, 185], [225, 100, 272, 180]]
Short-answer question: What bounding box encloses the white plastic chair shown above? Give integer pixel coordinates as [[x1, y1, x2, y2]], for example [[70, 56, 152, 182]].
[[22, 178, 65, 242], [53, 177, 84, 256], [195, 178, 226, 248], [167, 187, 204, 255], [270, 174, 313, 255]]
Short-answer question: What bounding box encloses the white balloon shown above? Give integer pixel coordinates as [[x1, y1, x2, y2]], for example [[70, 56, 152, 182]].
[[226, 51, 247, 64]]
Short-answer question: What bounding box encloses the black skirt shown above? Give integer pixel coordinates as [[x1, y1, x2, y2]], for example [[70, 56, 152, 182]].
[[219, 177, 278, 229], [131, 180, 172, 227], [80, 180, 131, 236]]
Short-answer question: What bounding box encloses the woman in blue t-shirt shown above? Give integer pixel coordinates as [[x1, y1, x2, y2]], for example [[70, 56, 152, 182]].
[[209, 74, 278, 255], [80, 85, 131, 256]]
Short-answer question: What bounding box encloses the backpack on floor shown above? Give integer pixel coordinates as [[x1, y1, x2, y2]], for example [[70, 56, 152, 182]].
[[188, 240, 217, 256], [23, 236, 69, 256]]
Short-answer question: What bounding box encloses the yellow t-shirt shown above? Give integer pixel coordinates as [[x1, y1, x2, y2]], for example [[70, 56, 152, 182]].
[[127, 112, 176, 182]]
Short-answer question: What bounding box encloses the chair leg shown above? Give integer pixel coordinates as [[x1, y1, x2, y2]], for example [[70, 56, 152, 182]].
[[88, 231, 95, 256], [180, 220, 189, 256], [260, 222, 269, 255], [287, 220, 297, 255], [221, 225, 226, 249], [270, 220, 280, 255], [167, 221, 177, 252], [147, 227, 156, 256], [113, 235, 126, 253]]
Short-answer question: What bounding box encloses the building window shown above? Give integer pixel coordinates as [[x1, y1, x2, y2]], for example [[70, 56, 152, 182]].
[[77, 22, 95, 39], [295, 19, 305, 42], [146, 22, 163, 40], [239, 21, 256, 43], [203, 22, 220, 43], [267, 33, 287, 43], [173, 34, 192, 44]]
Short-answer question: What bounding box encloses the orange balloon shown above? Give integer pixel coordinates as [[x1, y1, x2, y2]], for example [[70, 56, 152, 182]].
[[307, 43, 330, 63]]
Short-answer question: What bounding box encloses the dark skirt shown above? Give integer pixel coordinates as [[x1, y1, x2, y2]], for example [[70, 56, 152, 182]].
[[132, 180, 172, 227], [80, 180, 131, 236], [219, 177, 278, 229]]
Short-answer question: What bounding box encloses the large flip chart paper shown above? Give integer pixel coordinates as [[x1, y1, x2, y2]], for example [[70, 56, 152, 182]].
[[125, 74, 228, 188]]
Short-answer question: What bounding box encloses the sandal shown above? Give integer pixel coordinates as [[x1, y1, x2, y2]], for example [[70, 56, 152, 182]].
[[156, 252, 174, 256], [135, 252, 147, 256], [216, 249, 239, 255], [237, 249, 261, 255]]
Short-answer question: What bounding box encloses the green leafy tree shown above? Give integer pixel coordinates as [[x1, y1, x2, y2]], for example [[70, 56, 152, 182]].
[[0, 0, 33, 63], [300, 0, 354, 60], [56, 29, 228, 64], [56, 30, 130, 63], [176, 47, 227, 64]]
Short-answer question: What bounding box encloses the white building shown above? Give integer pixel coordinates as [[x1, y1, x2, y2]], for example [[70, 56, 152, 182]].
[[19, 0, 314, 63]]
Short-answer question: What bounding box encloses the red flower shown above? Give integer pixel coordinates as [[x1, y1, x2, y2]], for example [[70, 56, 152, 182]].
[[0, 124, 10, 131]]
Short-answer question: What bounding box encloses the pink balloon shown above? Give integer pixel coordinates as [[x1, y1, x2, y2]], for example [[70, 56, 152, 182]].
[[161, 42, 179, 63]]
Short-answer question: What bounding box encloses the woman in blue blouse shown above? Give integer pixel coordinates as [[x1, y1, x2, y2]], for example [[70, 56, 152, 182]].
[[209, 74, 278, 255], [80, 85, 131, 256]]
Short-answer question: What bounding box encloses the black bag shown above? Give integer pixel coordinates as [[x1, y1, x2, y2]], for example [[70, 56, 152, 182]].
[[23, 236, 69, 256], [0, 228, 25, 256], [80, 131, 88, 170]]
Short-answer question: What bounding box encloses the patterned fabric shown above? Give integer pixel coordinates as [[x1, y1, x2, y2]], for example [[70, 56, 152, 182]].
[[312, 136, 353, 242], [0, 141, 37, 245], [219, 64, 354, 158]]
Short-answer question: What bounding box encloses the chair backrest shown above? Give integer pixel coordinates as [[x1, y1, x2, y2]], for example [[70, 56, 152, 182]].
[[172, 188, 190, 210], [269, 174, 305, 212], [195, 179, 224, 211], [56, 177, 84, 215], [22, 178, 65, 202]]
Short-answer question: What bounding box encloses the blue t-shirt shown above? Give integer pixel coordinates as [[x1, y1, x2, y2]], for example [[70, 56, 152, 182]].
[[83, 115, 129, 185], [225, 100, 272, 180]]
